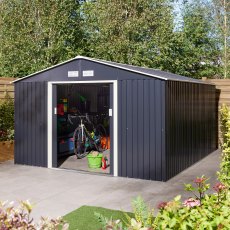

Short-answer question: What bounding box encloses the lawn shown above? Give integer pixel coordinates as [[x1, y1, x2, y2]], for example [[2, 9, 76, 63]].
[[63, 206, 134, 230]]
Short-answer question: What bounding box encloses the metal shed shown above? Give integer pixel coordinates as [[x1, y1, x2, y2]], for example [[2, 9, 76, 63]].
[[14, 56, 218, 181]]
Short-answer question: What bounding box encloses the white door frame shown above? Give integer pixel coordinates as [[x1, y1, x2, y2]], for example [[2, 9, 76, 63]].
[[47, 80, 118, 176]]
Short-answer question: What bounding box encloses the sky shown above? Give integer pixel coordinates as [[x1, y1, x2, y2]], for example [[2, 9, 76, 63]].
[[173, 0, 184, 29]]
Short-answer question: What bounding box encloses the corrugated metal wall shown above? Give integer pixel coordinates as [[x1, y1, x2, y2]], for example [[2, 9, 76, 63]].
[[14, 82, 47, 167], [118, 79, 166, 181], [165, 81, 217, 180]]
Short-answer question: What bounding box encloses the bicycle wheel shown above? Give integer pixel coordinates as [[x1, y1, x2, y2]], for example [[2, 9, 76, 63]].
[[73, 127, 88, 159], [95, 124, 108, 152]]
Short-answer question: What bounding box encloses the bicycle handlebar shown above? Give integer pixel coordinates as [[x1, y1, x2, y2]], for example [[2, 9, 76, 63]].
[[67, 113, 91, 125]]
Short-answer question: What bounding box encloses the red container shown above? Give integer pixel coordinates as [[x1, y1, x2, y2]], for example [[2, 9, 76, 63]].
[[100, 136, 110, 149], [57, 104, 64, 115], [101, 157, 107, 170]]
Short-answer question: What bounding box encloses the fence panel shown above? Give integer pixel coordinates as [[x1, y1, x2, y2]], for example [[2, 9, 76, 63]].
[[203, 79, 230, 145], [203, 79, 230, 107], [0, 78, 17, 100]]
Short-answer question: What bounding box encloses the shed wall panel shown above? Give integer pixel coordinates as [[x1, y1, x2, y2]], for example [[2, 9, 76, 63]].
[[118, 83, 122, 177], [14, 83, 21, 163], [127, 80, 133, 178], [118, 79, 166, 181], [155, 81, 163, 180], [121, 80, 127, 177], [14, 82, 47, 167], [165, 81, 218, 180], [149, 80, 156, 180], [132, 80, 138, 179], [143, 80, 150, 180], [137, 80, 144, 179]]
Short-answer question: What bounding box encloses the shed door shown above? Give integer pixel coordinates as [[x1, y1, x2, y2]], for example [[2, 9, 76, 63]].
[[51, 83, 114, 175]]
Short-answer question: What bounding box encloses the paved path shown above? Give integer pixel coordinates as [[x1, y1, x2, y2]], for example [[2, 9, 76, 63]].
[[0, 150, 220, 221]]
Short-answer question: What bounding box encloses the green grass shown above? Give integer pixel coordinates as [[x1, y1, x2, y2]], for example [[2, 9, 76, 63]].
[[63, 206, 134, 230]]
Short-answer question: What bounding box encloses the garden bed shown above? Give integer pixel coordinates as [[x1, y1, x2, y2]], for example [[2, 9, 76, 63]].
[[0, 141, 14, 163]]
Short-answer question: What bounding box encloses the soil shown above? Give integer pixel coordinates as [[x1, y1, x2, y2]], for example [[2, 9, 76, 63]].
[[0, 141, 14, 163]]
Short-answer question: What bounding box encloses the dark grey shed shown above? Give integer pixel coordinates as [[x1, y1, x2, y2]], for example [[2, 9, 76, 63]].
[[14, 56, 218, 181]]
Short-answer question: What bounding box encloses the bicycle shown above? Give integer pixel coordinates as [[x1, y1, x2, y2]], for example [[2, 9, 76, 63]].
[[68, 113, 108, 159]]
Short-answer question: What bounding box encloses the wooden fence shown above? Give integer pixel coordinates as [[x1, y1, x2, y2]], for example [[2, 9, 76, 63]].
[[1, 76, 230, 104], [202, 78, 230, 145], [202, 79, 230, 107], [0, 78, 17, 101]]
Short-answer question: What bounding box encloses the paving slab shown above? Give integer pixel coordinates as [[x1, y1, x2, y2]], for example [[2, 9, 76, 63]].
[[0, 150, 220, 221]]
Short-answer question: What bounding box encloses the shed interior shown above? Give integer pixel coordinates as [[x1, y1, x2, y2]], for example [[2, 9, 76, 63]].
[[56, 83, 111, 174]]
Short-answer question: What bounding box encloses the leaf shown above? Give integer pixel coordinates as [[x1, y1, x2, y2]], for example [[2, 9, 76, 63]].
[[174, 195, 181, 202]]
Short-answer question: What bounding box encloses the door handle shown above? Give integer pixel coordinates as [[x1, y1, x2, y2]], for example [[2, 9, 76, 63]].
[[109, 109, 112, 117]]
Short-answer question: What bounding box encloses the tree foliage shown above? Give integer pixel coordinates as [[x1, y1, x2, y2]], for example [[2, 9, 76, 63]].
[[219, 104, 230, 188], [81, 0, 224, 78], [0, 0, 84, 77], [167, 0, 222, 78], [82, 0, 175, 69], [213, 0, 230, 78], [0, 0, 228, 78]]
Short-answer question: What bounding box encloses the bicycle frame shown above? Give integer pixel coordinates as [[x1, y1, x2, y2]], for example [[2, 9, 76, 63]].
[[80, 118, 84, 142]]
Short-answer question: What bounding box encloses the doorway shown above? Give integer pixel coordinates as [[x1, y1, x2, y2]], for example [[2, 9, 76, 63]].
[[52, 83, 113, 175]]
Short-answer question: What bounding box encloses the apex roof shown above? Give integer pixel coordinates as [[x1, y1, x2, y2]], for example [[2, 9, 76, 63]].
[[13, 56, 207, 84]]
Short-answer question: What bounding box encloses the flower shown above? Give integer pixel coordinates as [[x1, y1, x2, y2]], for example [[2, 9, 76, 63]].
[[194, 177, 206, 185], [183, 198, 200, 208], [157, 201, 167, 210], [213, 182, 226, 193]]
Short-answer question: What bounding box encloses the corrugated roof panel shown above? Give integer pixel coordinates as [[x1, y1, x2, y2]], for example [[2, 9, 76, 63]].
[[13, 56, 209, 84], [96, 59, 204, 84]]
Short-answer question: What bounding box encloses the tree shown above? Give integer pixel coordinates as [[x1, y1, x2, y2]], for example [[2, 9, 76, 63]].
[[0, 0, 225, 79], [213, 0, 230, 78], [82, 0, 175, 69], [0, 0, 84, 77], [82, 0, 223, 78], [167, 0, 222, 78]]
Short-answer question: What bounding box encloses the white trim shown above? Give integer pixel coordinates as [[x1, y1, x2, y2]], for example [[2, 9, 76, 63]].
[[47, 82, 53, 168], [113, 81, 118, 176], [49, 80, 117, 84], [47, 80, 118, 176]]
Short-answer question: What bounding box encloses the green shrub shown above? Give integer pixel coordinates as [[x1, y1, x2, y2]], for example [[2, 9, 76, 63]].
[[0, 94, 14, 141], [184, 175, 210, 204], [97, 177, 230, 230], [219, 104, 230, 188], [154, 192, 230, 229], [155, 178, 229, 229], [131, 196, 154, 228], [95, 212, 123, 230]]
